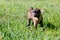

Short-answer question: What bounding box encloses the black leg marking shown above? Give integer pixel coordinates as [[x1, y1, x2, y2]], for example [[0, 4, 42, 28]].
[[27, 19, 31, 26]]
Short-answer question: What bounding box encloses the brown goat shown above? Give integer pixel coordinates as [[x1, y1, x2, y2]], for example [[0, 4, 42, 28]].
[[27, 7, 44, 28]]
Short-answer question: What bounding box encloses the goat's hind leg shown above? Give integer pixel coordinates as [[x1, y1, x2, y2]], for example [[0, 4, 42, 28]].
[[40, 20, 43, 27]]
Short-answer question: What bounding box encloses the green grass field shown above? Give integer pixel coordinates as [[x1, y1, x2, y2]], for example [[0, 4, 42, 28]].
[[0, 0, 60, 40]]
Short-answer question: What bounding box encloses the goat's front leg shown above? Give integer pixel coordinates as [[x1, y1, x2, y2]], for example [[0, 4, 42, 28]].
[[34, 23, 37, 29], [27, 19, 31, 26], [33, 18, 38, 29]]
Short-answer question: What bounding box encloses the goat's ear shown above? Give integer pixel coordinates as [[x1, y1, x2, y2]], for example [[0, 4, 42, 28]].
[[40, 9, 44, 14], [29, 7, 33, 10]]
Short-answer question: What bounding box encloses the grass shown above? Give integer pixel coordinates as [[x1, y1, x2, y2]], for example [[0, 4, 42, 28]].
[[0, 0, 60, 40]]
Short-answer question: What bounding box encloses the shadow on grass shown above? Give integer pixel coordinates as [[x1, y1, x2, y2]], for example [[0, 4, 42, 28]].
[[45, 22, 57, 30]]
